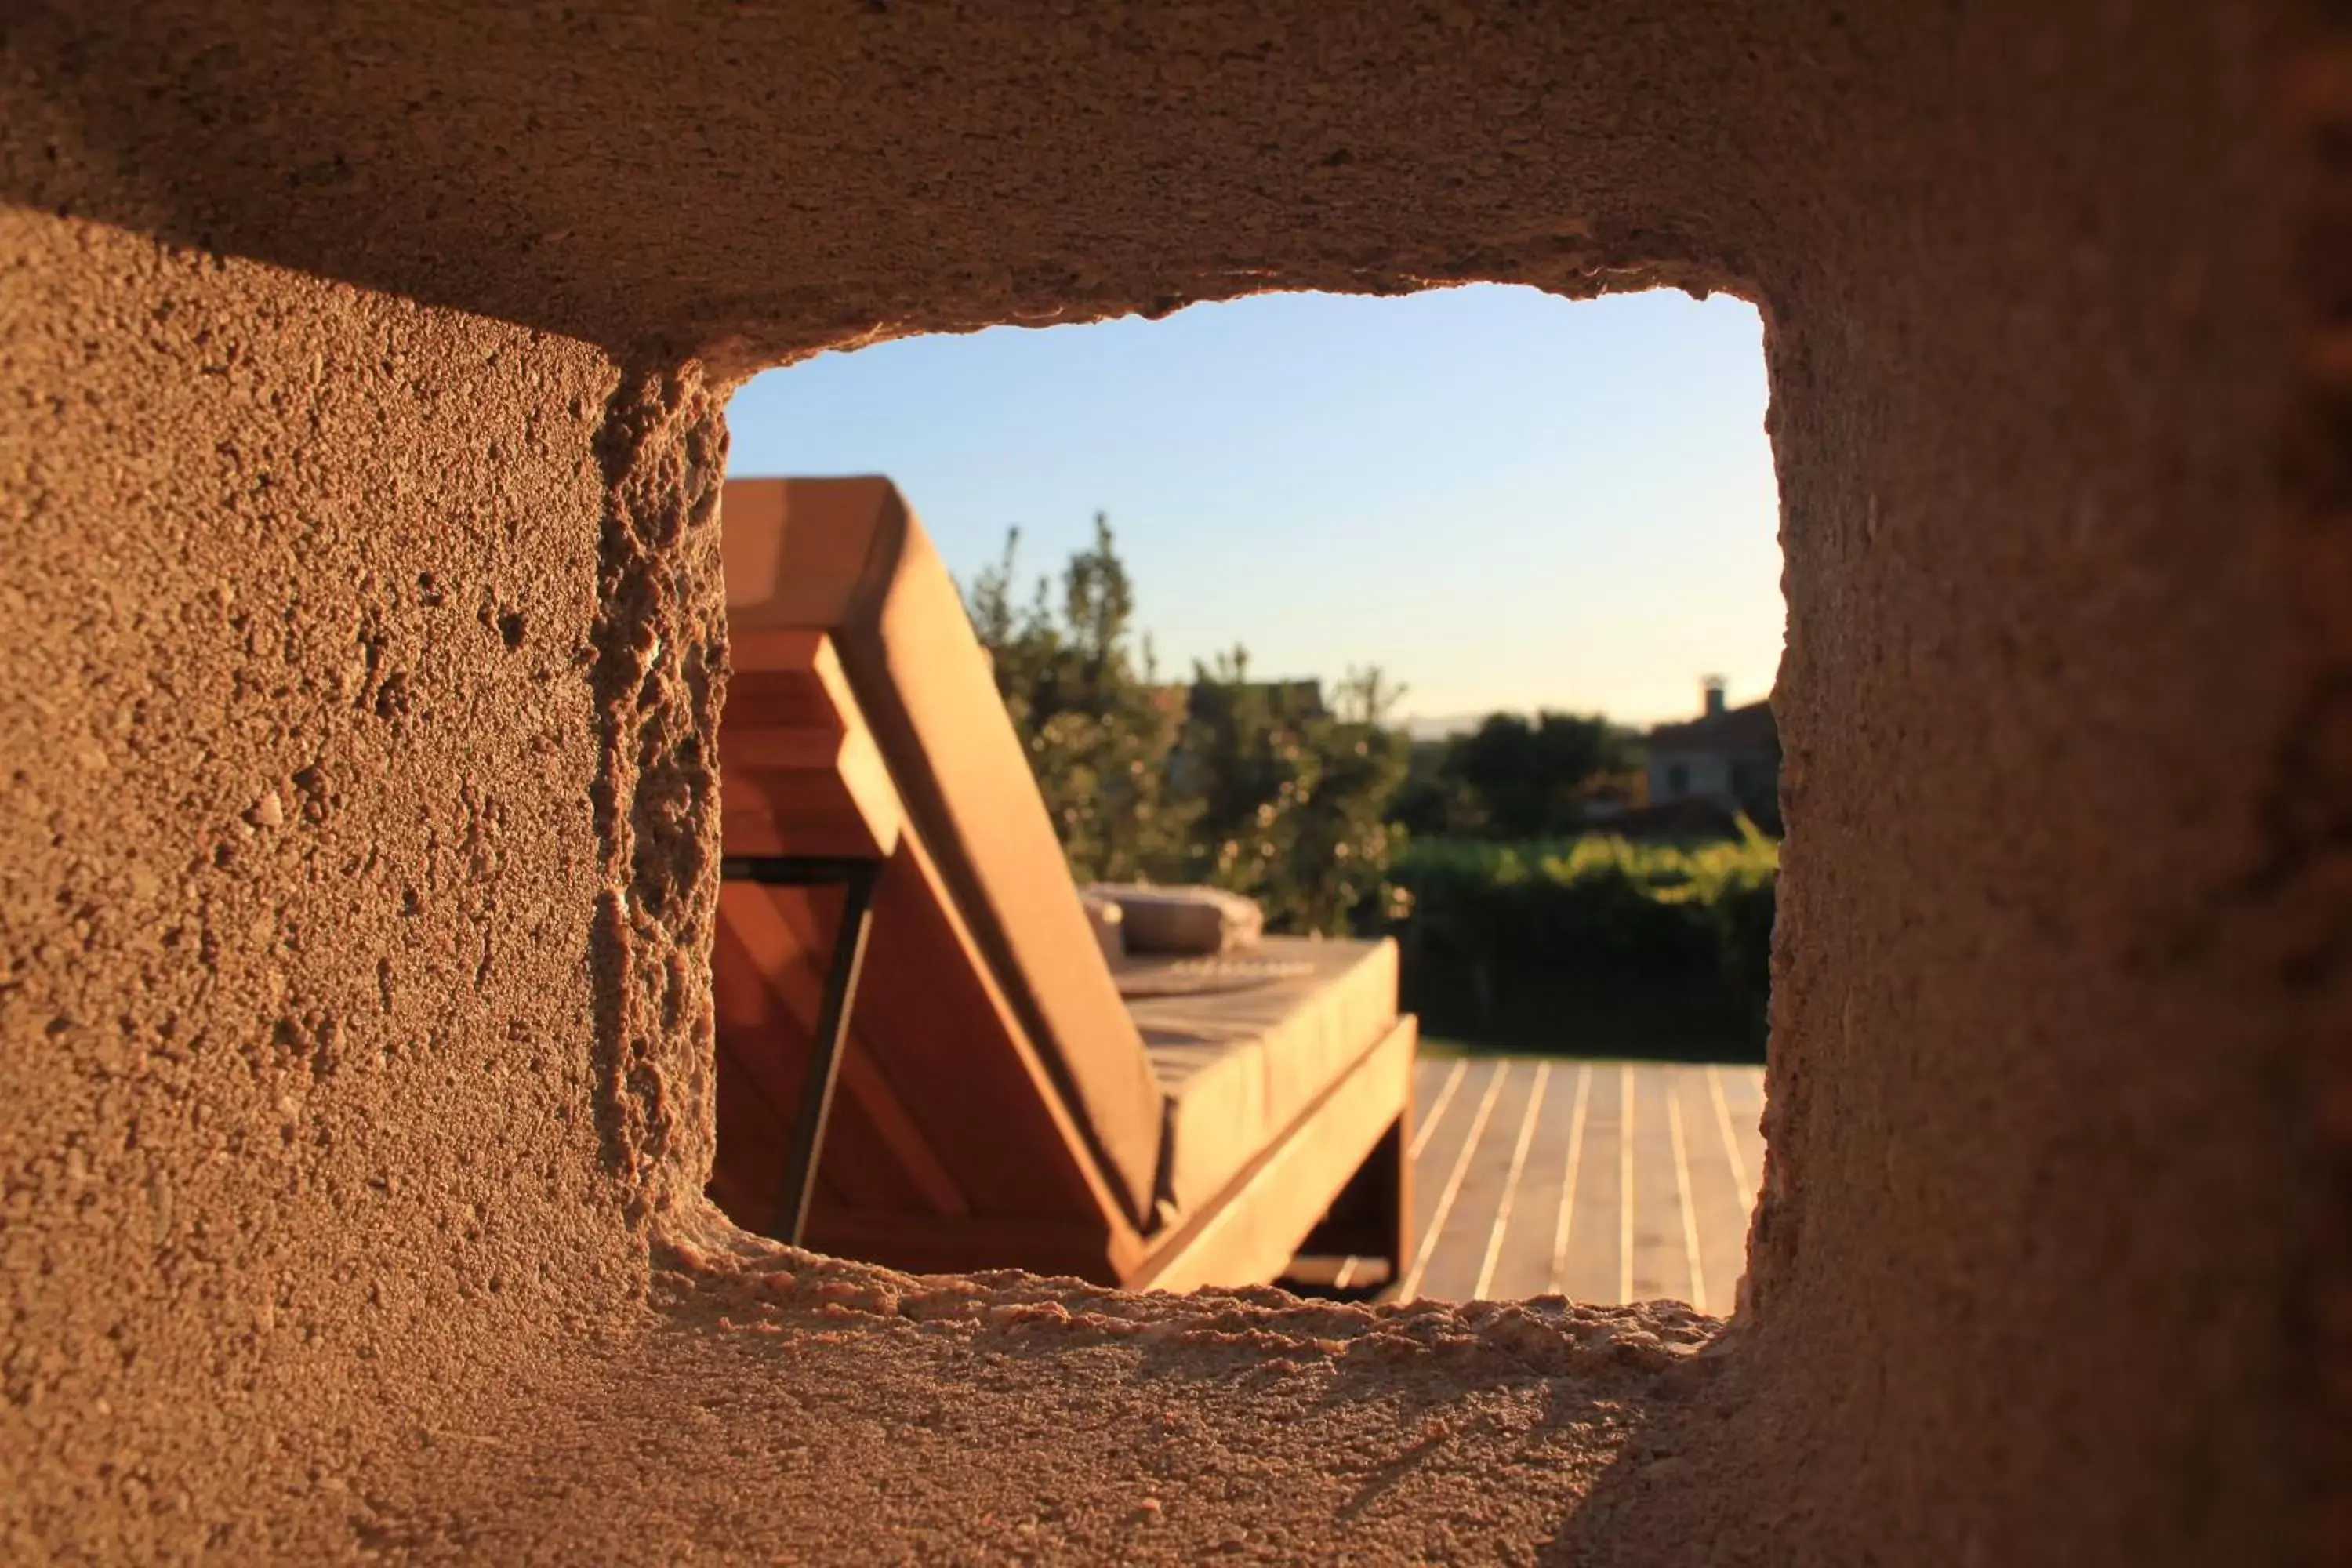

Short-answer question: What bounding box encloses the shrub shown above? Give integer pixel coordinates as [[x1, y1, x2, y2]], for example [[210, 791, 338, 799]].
[[1390, 822, 1777, 1009], [1181, 653, 1412, 935], [964, 520, 1410, 931]]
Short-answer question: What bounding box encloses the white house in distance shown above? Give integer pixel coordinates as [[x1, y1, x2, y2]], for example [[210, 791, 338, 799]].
[[1646, 677, 1780, 829]]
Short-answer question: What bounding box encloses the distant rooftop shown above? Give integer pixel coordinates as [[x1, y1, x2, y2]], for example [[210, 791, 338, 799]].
[[1648, 699, 1777, 757]]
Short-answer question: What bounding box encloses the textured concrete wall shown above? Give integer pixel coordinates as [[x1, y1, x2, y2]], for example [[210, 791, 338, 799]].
[[1736, 52, 2303, 1558], [0, 209, 725, 1555], [0, 2, 2334, 1562]]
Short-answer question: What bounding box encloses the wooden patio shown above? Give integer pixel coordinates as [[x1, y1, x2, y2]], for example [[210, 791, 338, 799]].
[[1325, 1055, 1768, 1312]]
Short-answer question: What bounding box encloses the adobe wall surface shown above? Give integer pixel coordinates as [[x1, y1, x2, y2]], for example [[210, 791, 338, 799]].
[[1, 2, 2337, 1563], [0, 209, 734, 1555]]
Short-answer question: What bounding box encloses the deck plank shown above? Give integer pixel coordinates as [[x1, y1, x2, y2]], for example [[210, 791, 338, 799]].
[[1403, 1058, 1499, 1286], [1397, 1056, 1766, 1309], [1690, 1066, 1759, 1314], [1406, 1061, 1530, 1301], [1551, 1061, 1625, 1302], [1479, 1060, 1576, 1301], [1625, 1064, 1693, 1305], [1412, 1057, 1468, 1149], [1710, 1062, 1768, 1183]]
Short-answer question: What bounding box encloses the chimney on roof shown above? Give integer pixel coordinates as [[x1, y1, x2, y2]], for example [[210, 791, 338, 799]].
[[1702, 676, 1727, 718]]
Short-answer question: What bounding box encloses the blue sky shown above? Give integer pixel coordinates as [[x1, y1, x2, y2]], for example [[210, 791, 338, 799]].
[[724, 285, 1782, 728]]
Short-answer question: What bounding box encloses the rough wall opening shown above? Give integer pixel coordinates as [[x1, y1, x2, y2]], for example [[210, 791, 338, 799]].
[[2, 5, 2321, 1561], [706, 285, 1785, 1316]]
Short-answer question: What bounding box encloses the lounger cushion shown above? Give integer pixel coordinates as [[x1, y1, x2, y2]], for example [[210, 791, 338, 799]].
[[1078, 891, 1127, 967], [721, 478, 1169, 1225], [1085, 883, 1265, 956], [1131, 935, 1401, 1218]]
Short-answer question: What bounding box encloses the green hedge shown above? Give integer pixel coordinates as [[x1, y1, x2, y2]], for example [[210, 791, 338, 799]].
[[1386, 826, 1777, 1058]]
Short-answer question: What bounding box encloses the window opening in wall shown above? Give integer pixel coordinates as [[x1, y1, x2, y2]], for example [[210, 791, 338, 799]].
[[716, 285, 1781, 1312]]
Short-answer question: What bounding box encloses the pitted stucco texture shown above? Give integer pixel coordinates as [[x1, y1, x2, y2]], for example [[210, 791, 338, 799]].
[[2, 2, 2341, 1564]]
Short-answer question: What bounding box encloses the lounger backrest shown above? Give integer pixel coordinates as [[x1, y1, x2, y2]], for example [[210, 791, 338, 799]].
[[720, 477, 1166, 1226]]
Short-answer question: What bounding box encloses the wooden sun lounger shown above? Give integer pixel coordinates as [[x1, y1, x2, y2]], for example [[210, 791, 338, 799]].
[[709, 477, 1416, 1290]]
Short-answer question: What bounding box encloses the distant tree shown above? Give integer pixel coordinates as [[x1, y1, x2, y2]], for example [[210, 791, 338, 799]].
[[1391, 738, 1488, 839], [1330, 666, 1408, 728], [1392, 710, 1638, 839], [964, 517, 1196, 884], [965, 523, 1412, 935], [1182, 652, 1413, 934], [1301, 666, 1416, 931]]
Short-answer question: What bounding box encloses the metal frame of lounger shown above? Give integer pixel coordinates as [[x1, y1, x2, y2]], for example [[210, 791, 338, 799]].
[[720, 853, 882, 1246]]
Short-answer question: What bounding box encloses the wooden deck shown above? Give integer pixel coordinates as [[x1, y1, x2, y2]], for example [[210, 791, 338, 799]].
[[1392, 1055, 1767, 1312]]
